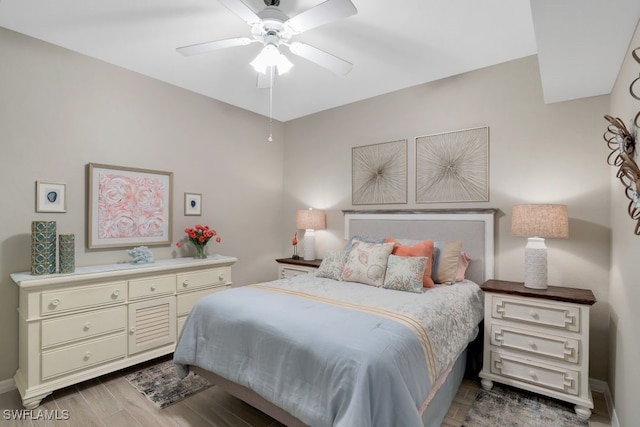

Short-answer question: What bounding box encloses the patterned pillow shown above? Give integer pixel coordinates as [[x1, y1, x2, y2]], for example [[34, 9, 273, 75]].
[[341, 240, 395, 287], [382, 255, 427, 293], [316, 251, 348, 280], [385, 238, 435, 288], [343, 235, 386, 251]]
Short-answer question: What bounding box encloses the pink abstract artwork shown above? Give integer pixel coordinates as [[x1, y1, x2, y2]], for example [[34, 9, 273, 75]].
[[97, 173, 166, 239]]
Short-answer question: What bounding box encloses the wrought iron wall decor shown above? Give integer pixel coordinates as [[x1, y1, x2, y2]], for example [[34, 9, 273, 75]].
[[352, 139, 407, 205], [416, 126, 489, 203], [604, 47, 640, 234]]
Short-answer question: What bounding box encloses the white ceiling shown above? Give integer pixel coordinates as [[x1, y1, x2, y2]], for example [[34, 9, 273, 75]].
[[1, 0, 639, 122]]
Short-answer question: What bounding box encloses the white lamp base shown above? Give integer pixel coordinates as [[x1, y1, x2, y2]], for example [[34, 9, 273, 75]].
[[524, 237, 548, 289], [303, 229, 316, 261]]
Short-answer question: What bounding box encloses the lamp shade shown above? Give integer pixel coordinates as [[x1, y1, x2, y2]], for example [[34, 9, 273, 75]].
[[296, 209, 326, 230], [511, 204, 569, 239]]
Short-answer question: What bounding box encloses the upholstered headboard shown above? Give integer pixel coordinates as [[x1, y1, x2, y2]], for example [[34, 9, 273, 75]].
[[343, 209, 496, 285]]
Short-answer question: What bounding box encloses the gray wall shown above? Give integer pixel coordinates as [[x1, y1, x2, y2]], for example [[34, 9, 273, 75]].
[[608, 21, 640, 426], [282, 55, 611, 381], [0, 28, 285, 381]]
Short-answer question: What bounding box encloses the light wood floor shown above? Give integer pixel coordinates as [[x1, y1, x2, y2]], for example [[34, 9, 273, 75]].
[[0, 356, 612, 426]]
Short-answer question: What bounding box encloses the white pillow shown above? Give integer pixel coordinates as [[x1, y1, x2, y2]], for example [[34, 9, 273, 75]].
[[340, 240, 394, 287]]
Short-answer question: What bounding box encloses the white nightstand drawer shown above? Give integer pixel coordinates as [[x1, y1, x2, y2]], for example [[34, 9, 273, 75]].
[[490, 324, 580, 364], [41, 282, 126, 315], [129, 275, 175, 299], [491, 295, 580, 332], [489, 352, 580, 396], [41, 334, 126, 380], [280, 266, 314, 279], [41, 306, 126, 348], [177, 268, 229, 292]]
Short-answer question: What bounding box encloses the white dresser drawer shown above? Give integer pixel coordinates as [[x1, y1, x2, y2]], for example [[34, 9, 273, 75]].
[[129, 275, 175, 299], [177, 268, 229, 293], [41, 334, 126, 380], [41, 306, 126, 348], [489, 351, 580, 396], [491, 295, 581, 332], [177, 286, 229, 316], [41, 282, 126, 315], [490, 324, 580, 364]]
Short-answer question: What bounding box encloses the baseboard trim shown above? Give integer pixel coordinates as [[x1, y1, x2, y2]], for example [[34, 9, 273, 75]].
[[0, 377, 16, 395], [590, 378, 619, 427]]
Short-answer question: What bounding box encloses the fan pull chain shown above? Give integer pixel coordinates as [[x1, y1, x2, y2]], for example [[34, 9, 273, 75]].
[[268, 66, 274, 142]]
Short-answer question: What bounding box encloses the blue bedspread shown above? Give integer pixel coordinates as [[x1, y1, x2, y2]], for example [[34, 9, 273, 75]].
[[174, 276, 483, 427]]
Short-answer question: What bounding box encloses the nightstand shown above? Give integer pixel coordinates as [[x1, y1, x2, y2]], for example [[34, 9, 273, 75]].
[[478, 279, 596, 420], [276, 258, 322, 279]]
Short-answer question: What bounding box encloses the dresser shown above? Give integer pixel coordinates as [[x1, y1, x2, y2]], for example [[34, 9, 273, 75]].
[[275, 257, 322, 279], [479, 279, 596, 420], [10, 255, 236, 409]]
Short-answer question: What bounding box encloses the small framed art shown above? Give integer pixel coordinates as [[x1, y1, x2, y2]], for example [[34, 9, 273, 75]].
[[36, 181, 67, 213], [184, 192, 202, 216]]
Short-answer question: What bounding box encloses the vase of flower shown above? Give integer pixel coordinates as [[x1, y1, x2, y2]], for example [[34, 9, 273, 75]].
[[176, 224, 221, 259], [194, 244, 207, 259]]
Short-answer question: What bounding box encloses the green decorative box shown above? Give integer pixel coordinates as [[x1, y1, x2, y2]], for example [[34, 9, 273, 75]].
[[58, 233, 75, 274], [31, 221, 56, 275]]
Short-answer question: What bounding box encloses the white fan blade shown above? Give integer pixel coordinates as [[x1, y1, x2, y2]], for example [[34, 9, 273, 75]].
[[257, 68, 275, 89], [177, 37, 252, 56], [285, 0, 357, 34], [217, 0, 261, 25], [288, 42, 353, 75]]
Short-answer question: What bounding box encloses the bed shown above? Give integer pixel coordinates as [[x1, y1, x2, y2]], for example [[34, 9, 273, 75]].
[[174, 209, 496, 427]]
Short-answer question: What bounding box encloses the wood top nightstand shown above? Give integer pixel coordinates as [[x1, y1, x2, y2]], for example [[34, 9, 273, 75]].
[[275, 258, 322, 279], [479, 279, 596, 420]]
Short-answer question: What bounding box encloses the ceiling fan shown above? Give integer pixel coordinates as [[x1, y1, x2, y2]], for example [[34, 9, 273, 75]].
[[176, 0, 357, 88]]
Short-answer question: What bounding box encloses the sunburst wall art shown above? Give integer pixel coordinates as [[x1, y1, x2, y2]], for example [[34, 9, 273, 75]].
[[352, 139, 407, 205], [416, 127, 489, 203]]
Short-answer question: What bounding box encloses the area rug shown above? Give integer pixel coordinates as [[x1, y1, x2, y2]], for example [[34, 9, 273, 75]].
[[462, 384, 589, 427], [124, 360, 211, 408]]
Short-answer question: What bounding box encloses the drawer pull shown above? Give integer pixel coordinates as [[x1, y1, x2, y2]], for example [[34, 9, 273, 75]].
[[218, 273, 225, 281], [51, 299, 61, 307], [150, 285, 157, 291], [84, 351, 92, 360], [112, 289, 121, 298], [528, 370, 538, 380], [528, 310, 539, 319], [564, 343, 576, 358], [129, 327, 136, 335], [528, 339, 536, 348], [564, 375, 575, 389], [182, 280, 189, 287], [564, 312, 577, 327], [84, 322, 92, 331]]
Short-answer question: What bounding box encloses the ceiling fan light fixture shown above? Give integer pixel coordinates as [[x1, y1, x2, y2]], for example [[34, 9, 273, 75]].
[[251, 44, 293, 75]]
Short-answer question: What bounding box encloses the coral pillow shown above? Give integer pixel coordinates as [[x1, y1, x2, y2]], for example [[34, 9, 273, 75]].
[[385, 238, 435, 288]]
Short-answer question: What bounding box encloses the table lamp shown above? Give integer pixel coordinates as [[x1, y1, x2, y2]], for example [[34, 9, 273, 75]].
[[296, 208, 326, 261], [511, 204, 569, 289]]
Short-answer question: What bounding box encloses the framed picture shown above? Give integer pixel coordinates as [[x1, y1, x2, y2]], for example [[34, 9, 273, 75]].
[[416, 126, 489, 203], [352, 139, 408, 205], [184, 192, 202, 216], [87, 163, 173, 249], [36, 181, 67, 213]]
